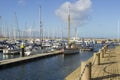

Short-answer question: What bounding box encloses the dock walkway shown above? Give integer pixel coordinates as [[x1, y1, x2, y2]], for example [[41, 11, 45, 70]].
[[0, 50, 62, 69], [65, 46, 120, 80]]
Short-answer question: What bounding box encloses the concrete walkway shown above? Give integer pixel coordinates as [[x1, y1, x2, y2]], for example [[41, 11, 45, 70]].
[[0, 50, 62, 69], [65, 46, 120, 80]]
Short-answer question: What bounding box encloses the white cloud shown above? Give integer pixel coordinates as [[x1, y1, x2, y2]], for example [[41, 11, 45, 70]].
[[18, 0, 26, 5], [55, 0, 92, 26]]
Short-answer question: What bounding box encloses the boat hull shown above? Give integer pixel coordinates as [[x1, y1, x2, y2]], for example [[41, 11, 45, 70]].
[[63, 48, 79, 54], [80, 48, 93, 51]]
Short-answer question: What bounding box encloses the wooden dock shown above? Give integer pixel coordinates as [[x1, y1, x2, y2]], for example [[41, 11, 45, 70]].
[[0, 50, 63, 69], [65, 46, 120, 80]]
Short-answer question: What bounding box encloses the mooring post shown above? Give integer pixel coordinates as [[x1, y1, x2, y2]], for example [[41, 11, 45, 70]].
[[102, 47, 106, 54], [105, 45, 108, 52], [81, 61, 91, 80], [101, 48, 104, 58], [103, 46, 107, 54], [97, 53, 100, 65], [98, 49, 102, 57], [94, 53, 100, 65]]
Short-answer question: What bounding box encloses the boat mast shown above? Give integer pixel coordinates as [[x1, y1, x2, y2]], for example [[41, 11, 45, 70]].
[[61, 26, 63, 40], [0, 16, 2, 37], [32, 21, 35, 39], [74, 26, 77, 40], [68, 5, 70, 48], [25, 22, 28, 39], [39, 6, 43, 44], [14, 12, 19, 40], [118, 19, 120, 42], [4, 21, 7, 38]]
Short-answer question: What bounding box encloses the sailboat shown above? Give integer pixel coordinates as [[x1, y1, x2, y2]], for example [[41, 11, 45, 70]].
[[24, 6, 44, 56], [63, 6, 79, 54]]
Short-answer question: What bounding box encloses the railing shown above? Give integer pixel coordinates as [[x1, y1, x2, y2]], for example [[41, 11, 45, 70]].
[[79, 64, 88, 80], [79, 45, 108, 80]]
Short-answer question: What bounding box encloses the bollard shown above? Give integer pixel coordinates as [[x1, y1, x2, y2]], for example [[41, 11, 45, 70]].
[[102, 47, 106, 54], [105, 45, 108, 52], [101, 49, 104, 58], [94, 53, 100, 65], [104, 45, 108, 53], [98, 49, 103, 58], [97, 53, 100, 65], [81, 61, 91, 80], [104, 46, 106, 52], [98, 49, 101, 53]]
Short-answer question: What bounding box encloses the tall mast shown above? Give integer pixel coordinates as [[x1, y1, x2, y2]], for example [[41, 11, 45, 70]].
[[68, 5, 70, 48], [24, 22, 27, 38], [39, 6, 43, 44], [118, 19, 120, 42], [0, 16, 2, 37], [61, 26, 63, 40], [32, 21, 35, 39], [74, 26, 77, 40], [6, 22, 9, 39], [4, 21, 7, 38], [14, 12, 19, 40]]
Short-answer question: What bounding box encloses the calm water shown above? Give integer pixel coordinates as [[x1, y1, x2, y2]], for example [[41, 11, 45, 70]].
[[0, 51, 94, 80], [0, 53, 20, 60]]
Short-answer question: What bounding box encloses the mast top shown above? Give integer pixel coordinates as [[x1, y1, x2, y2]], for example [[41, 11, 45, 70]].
[[68, 4, 70, 15]]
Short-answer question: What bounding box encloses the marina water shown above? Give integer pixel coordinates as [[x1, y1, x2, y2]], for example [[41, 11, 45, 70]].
[[0, 51, 95, 80]]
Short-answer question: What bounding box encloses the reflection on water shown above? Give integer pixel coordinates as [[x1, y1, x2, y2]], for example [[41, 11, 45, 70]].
[[0, 52, 20, 60], [3, 55, 14, 59], [19, 65, 25, 80], [0, 51, 94, 80]]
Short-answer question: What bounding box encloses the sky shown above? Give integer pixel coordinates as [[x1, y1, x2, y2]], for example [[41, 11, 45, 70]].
[[0, 0, 120, 39]]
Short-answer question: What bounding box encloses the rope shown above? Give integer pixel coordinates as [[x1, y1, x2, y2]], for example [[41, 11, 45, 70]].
[[79, 46, 107, 80], [79, 64, 88, 80], [79, 53, 97, 80]]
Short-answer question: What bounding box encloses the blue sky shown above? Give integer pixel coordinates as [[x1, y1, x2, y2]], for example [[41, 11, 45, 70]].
[[0, 0, 120, 38]]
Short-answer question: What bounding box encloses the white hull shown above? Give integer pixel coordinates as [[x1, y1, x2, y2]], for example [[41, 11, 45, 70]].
[[25, 50, 44, 56], [3, 48, 19, 55], [63, 49, 79, 54]]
